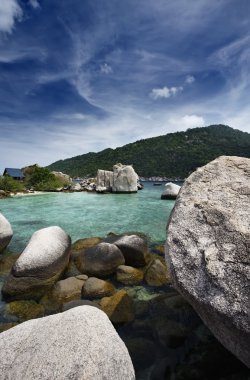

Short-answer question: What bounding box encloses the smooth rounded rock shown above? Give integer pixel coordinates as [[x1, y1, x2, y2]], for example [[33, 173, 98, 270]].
[[161, 182, 181, 200], [0, 306, 135, 380], [52, 276, 85, 303], [114, 235, 150, 267], [82, 277, 115, 299], [116, 265, 144, 285], [2, 226, 71, 301], [166, 156, 250, 367], [77, 242, 125, 277], [0, 212, 13, 253]]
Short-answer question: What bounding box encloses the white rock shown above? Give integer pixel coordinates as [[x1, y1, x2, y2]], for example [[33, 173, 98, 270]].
[[96, 169, 114, 191], [112, 163, 138, 193], [161, 182, 181, 199], [0, 306, 135, 380], [166, 156, 250, 367], [2, 226, 71, 300], [0, 212, 13, 253]]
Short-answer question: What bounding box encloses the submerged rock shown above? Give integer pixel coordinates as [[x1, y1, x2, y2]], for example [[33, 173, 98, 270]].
[[166, 156, 250, 367], [77, 242, 125, 277], [145, 258, 171, 286], [114, 235, 150, 267], [62, 299, 101, 312], [161, 182, 181, 200], [0, 212, 13, 253], [82, 277, 115, 299], [4, 300, 44, 322], [0, 306, 135, 379], [116, 265, 144, 285], [112, 163, 138, 193], [2, 226, 71, 301], [100, 289, 135, 323]]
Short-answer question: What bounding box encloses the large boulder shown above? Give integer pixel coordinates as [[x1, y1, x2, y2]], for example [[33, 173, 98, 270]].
[[161, 182, 181, 200], [112, 163, 138, 193], [114, 235, 150, 267], [0, 212, 13, 253], [166, 156, 250, 367], [96, 169, 114, 192], [2, 226, 71, 301], [76, 242, 125, 277], [0, 306, 135, 379]]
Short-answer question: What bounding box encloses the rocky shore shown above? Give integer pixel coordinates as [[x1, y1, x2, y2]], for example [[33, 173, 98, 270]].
[[0, 155, 249, 379]]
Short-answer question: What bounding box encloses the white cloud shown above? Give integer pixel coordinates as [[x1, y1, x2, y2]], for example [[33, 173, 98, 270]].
[[100, 63, 113, 74], [185, 75, 195, 84], [29, 0, 40, 9], [150, 86, 183, 99], [0, 0, 22, 33], [168, 114, 205, 130]]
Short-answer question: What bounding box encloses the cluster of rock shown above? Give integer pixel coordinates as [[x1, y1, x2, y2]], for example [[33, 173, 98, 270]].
[[96, 163, 140, 193], [51, 171, 72, 184], [166, 156, 250, 368], [68, 178, 96, 192], [1, 218, 170, 325], [161, 182, 181, 200], [140, 176, 183, 182]]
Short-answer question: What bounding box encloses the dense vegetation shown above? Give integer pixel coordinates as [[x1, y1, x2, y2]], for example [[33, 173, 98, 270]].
[[0, 176, 25, 192], [0, 166, 69, 193], [47, 125, 250, 178]]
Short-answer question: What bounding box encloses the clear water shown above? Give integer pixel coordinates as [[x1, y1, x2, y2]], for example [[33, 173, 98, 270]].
[[0, 182, 176, 252]]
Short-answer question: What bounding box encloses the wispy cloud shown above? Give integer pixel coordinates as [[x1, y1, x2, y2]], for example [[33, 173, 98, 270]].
[[0, 0, 22, 33], [150, 86, 183, 100]]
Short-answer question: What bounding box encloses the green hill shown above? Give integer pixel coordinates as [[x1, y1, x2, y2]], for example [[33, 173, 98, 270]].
[[47, 125, 250, 178]]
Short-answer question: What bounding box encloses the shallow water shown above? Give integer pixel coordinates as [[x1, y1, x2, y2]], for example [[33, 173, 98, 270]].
[[0, 182, 175, 252]]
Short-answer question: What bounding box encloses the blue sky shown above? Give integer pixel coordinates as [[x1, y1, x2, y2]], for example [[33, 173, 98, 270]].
[[0, 0, 250, 173]]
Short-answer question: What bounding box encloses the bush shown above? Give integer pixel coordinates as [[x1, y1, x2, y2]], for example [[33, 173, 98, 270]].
[[25, 166, 66, 191], [0, 176, 25, 192]]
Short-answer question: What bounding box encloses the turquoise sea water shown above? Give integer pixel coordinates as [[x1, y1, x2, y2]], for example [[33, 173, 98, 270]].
[[0, 182, 176, 252]]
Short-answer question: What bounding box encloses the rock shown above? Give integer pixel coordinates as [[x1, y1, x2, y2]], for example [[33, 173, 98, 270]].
[[145, 258, 171, 286], [52, 276, 86, 303], [100, 289, 135, 323], [82, 277, 115, 299], [166, 156, 250, 367], [0, 306, 135, 379], [77, 242, 125, 277], [70, 183, 82, 191], [0, 253, 19, 277], [2, 226, 71, 301], [51, 171, 71, 184], [0, 212, 13, 253], [116, 265, 144, 285], [112, 163, 138, 193], [4, 300, 45, 322], [161, 182, 181, 199], [114, 235, 150, 267], [96, 169, 114, 192], [71, 236, 102, 255], [62, 299, 101, 312], [96, 186, 108, 193]]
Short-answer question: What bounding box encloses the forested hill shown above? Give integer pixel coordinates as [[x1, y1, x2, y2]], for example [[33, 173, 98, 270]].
[[47, 125, 250, 178]]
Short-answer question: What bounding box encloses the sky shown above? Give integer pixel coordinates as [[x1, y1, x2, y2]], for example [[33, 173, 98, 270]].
[[0, 0, 250, 173]]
